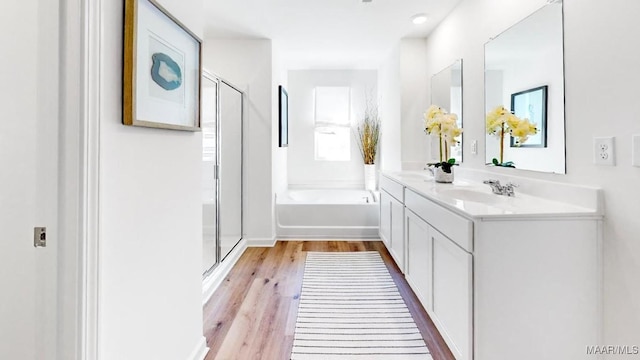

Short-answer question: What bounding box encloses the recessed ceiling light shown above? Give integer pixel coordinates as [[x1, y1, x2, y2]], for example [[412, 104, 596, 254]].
[[412, 14, 428, 25]]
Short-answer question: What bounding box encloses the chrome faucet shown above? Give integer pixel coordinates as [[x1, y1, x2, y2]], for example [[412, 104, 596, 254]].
[[482, 179, 518, 197], [503, 182, 518, 197], [483, 179, 502, 194]]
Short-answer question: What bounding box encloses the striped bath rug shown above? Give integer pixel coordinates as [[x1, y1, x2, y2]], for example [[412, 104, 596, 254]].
[[290, 251, 432, 360]]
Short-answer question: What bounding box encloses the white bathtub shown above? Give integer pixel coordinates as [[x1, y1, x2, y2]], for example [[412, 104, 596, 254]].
[[276, 189, 380, 239]]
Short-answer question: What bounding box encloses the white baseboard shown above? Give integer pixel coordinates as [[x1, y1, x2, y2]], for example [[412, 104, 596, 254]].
[[278, 236, 382, 241], [245, 236, 277, 247], [202, 239, 248, 305], [187, 336, 209, 360], [276, 226, 380, 239]]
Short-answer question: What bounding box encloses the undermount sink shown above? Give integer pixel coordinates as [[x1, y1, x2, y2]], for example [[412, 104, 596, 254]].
[[439, 188, 507, 204], [397, 172, 432, 181]]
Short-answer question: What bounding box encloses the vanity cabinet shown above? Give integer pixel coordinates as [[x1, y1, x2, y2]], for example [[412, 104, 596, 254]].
[[378, 172, 602, 360], [379, 177, 405, 272], [381, 176, 472, 359], [404, 189, 473, 360]]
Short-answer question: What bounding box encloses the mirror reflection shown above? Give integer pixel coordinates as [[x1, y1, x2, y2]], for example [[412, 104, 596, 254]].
[[431, 59, 463, 163], [484, 2, 565, 174]]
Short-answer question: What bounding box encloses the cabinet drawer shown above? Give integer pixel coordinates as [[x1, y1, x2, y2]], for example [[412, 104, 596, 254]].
[[405, 188, 473, 253], [380, 176, 404, 203]]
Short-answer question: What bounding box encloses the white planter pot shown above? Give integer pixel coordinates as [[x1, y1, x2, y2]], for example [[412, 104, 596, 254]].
[[434, 166, 454, 183], [364, 164, 377, 190]]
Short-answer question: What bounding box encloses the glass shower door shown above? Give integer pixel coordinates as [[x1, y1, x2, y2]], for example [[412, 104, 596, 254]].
[[202, 73, 218, 274], [219, 81, 243, 261]]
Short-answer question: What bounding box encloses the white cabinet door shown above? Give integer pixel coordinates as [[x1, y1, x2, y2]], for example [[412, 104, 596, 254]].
[[390, 197, 405, 272], [405, 210, 433, 311], [433, 228, 473, 360], [379, 191, 392, 247]]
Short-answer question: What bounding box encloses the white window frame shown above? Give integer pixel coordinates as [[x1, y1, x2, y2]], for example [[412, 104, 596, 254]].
[[313, 86, 352, 161]]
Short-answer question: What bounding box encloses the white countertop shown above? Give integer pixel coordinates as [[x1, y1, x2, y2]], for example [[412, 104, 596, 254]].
[[381, 171, 602, 220]]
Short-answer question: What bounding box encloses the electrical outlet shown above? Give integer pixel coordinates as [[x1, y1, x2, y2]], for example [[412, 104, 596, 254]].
[[594, 137, 615, 166], [471, 140, 478, 155]]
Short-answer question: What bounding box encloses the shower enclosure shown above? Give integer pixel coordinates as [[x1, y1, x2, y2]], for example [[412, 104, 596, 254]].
[[202, 71, 244, 276]]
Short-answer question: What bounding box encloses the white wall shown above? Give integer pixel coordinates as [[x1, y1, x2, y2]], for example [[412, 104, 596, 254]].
[[287, 70, 378, 187], [203, 39, 274, 242], [378, 39, 432, 171], [99, 0, 206, 359], [1, 0, 59, 358], [272, 44, 289, 197], [422, 0, 640, 349], [400, 40, 430, 168], [378, 44, 402, 171]]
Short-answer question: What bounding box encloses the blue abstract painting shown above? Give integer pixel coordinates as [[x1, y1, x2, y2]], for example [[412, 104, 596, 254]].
[[151, 52, 182, 91]]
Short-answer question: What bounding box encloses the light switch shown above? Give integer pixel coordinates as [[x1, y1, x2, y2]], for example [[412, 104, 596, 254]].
[[633, 135, 640, 167]]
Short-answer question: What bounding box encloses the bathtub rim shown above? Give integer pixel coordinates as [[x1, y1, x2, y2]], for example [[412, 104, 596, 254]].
[[275, 188, 380, 240], [276, 188, 380, 205]]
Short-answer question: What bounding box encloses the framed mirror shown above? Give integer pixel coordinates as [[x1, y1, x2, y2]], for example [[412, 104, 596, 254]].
[[431, 59, 463, 163], [484, 2, 565, 173]]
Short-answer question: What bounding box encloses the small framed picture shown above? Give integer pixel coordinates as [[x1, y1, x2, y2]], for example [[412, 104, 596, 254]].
[[123, 0, 202, 131], [510, 85, 547, 147], [279, 85, 289, 147]]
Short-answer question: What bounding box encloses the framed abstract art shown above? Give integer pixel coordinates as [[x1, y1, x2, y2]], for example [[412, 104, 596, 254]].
[[510, 85, 548, 147], [123, 0, 202, 131]]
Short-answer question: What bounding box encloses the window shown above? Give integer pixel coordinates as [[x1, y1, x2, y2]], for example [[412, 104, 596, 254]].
[[313, 86, 351, 161], [314, 126, 351, 162]]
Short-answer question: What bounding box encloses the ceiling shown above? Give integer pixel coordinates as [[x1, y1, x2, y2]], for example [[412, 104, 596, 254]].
[[204, 0, 463, 69]]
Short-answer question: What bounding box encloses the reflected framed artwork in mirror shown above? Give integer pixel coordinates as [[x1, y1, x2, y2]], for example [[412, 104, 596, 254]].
[[510, 85, 547, 148], [484, 2, 565, 173], [431, 59, 463, 163]]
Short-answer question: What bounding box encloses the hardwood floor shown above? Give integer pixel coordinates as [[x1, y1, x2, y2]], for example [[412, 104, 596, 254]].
[[203, 241, 455, 360]]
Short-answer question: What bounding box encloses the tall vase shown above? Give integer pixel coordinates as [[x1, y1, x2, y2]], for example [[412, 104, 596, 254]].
[[434, 166, 454, 183], [364, 164, 377, 190]]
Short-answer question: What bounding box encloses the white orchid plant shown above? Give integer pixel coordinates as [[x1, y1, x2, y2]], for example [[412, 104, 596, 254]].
[[424, 105, 463, 173], [486, 106, 537, 167]]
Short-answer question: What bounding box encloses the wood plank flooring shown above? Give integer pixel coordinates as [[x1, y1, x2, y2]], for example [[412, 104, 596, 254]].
[[203, 241, 455, 360]]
